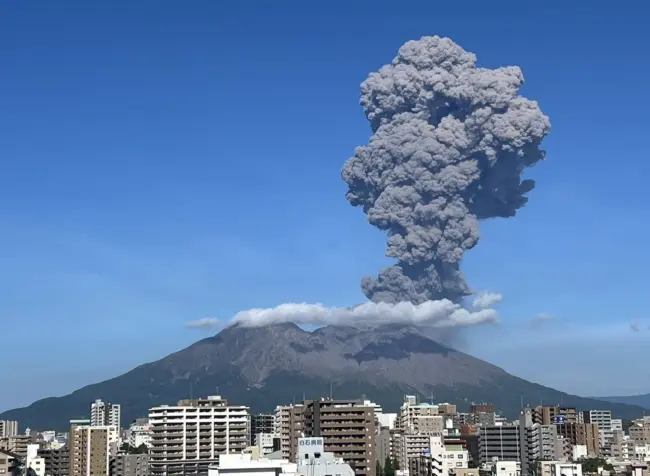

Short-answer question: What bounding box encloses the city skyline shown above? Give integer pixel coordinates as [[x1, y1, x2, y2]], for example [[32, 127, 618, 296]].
[[2, 0, 650, 413]]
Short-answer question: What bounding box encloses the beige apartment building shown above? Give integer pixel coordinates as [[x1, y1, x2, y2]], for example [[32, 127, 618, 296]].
[[0, 435, 32, 457], [148, 395, 250, 476], [0, 449, 20, 476], [556, 423, 600, 457], [630, 417, 650, 445], [69, 423, 117, 476], [301, 399, 376, 476], [397, 396, 441, 434], [532, 406, 580, 425]]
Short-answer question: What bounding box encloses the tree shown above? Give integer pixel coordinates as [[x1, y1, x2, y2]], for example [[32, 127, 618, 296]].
[[393, 457, 400, 471], [384, 456, 395, 476], [581, 458, 613, 473], [376, 460, 383, 476]]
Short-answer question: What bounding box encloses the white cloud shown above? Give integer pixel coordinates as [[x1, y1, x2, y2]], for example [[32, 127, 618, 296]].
[[472, 292, 503, 310], [186, 317, 222, 330], [231, 299, 499, 328]]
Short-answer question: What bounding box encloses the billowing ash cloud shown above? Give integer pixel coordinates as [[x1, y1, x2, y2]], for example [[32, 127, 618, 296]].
[[342, 36, 550, 304], [231, 299, 498, 328]]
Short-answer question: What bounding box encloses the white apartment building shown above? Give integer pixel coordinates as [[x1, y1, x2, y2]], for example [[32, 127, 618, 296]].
[[254, 433, 275, 456], [91, 399, 121, 429], [128, 419, 152, 448], [0, 421, 18, 438], [25, 444, 45, 476], [149, 395, 250, 476]]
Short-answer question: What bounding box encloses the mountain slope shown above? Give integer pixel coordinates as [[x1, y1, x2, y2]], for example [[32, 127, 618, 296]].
[[593, 394, 650, 410], [2, 323, 646, 431]]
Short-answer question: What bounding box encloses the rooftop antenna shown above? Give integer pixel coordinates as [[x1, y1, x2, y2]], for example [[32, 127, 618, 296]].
[[329, 381, 333, 400], [520, 395, 524, 409], [190, 381, 193, 400], [430, 392, 435, 405]]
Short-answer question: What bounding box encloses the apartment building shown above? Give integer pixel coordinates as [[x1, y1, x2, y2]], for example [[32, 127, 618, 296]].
[[251, 414, 274, 441], [274, 404, 305, 461], [0, 435, 32, 457], [556, 423, 600, 457], [396, 433, 431, 469], [0, 422, 18, 439], [301, 398, 376, 476], [582, 410, 612, 448], [91, 399, 121, 429], [110, 454, 149, 476], [532, 406, 580, 425], [148, 395, 250, 476], [470, 404, 493, 414], [630, 417, 650, 445], [478, 426, 521, 464], [38, 447, 69, 476], [128, 419, 152, 449], [0, 449, 21, 476], [397, 397, 440, 434], [69, 424, 117, 476], [406, 434, 468, 476]]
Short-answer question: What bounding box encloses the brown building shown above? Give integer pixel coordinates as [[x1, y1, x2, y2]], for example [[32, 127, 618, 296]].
[[0, 449, 21, 476], [302, 399, 376, 476], [532, 406, 580, 425], [437, 404, 457, 416], [470, 404, 493, 414], [69, 424, 115, 476], [556, 423, 600, 457]]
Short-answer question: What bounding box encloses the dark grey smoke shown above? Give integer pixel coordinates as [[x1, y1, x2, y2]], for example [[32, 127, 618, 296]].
[[342, 36, 550, 304]]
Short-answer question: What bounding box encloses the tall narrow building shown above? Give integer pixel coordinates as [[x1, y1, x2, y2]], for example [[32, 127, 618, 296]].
[[148, 395, 250, 476], [301, 398, 376, 476], [69, 421, 118, 476], [0, 421, 18, 438], [90, 400, 121, 429]]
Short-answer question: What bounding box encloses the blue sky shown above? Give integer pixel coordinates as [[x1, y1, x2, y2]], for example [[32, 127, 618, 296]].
[[1, 0, 649, 412]]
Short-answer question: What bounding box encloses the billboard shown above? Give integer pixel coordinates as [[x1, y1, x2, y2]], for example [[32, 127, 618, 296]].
[[552, 415, 567, 424], [298, 437, 324, 454]]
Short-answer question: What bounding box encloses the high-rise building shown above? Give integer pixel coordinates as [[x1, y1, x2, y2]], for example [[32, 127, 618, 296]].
[[90, 399, 121, 429], [478, 426, 521, 464], [251, 414, 274, 445], [148, 395, 250, 476], [301, 398, 376, 476], [69, 423, 118, 476], [397, 396, 440, 434], [0, 421, 18, 438], [582, 410, 612, 450]]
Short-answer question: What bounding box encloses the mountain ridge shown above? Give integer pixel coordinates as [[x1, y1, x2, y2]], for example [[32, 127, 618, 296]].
[[2, 323, 646, 431]]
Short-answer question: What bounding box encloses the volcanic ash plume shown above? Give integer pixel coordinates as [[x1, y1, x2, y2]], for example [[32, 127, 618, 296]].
[[342, 36, 551, 304]]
